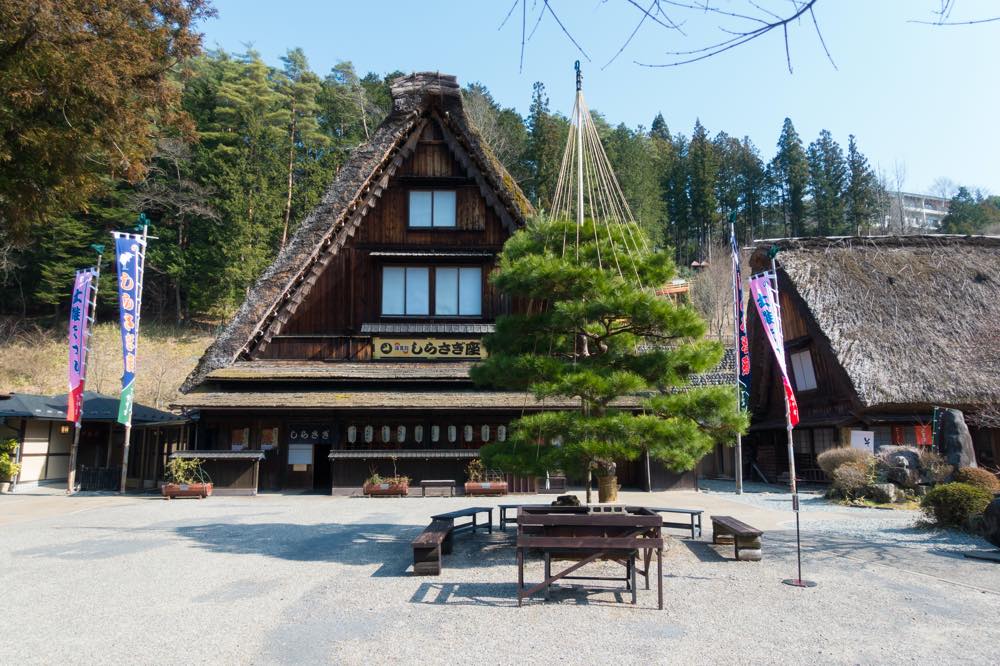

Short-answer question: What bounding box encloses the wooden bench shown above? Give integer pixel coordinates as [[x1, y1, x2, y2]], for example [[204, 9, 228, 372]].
[[412, 519, 454, 575], [710, 515, 763, 561], [647, 507, 703, 539], [431, 507, 493, 535], [420, 479, 456, 497]]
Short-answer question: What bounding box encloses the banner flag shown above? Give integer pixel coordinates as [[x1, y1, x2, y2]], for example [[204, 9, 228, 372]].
[[749, 271, 799, 426], [67, 269, 96, 424], [730, 224, 750, 411], [113, 232, 146, 426]]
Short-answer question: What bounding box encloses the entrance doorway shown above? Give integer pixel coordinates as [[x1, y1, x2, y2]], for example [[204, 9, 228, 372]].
[[312, 444, 332, 492]]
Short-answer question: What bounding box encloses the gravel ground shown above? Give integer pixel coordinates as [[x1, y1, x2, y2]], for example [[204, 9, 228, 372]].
[[2, 490, 999, 665]]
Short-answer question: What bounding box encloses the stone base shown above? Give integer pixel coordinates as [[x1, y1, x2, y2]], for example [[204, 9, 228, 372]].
[[737, 548, 762, 561]]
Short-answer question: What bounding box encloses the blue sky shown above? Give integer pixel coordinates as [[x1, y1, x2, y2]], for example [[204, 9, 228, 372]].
[[199, 0, 1000, 194]]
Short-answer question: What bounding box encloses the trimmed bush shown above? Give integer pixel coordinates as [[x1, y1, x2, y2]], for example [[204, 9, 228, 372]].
[[953, 467, 1000, 494], [921, 482, 993, 528], [832, 462, 870, 499], [817, 448, 873, 477]]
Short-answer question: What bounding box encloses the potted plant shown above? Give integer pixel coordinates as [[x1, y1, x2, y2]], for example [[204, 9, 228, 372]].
[[161, 457, 213, 499], [363, 460, 409, 497], [0, 438, 20, 494], [464, 459, 508, 496]]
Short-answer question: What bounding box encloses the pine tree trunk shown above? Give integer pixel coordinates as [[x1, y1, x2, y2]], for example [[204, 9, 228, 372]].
[[585, 468, 592, 504]]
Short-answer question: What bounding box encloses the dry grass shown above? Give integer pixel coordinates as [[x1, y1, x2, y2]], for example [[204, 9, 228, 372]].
[[0, 320, 214, 410]]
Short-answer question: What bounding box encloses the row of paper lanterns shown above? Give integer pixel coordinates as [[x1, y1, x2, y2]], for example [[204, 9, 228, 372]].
[[346, 424, 507, 445]]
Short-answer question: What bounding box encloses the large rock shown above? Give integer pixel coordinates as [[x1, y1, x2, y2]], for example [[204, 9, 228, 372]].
[[938, 409, 977, 469], [983, 498, 1000, 549], [886, 466, 919, 489], [878, 445, 920, 472], [865, 483, 899, 504]]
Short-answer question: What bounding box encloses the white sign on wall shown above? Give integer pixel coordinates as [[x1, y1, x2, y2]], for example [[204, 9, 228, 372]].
[[850, 430, 875, 453], [288, 443, 314, 466]]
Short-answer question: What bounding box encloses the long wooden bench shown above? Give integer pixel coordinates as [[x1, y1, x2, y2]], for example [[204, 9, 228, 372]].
[[431, 507, 493, 535], [411, 507, 493, 576], [420, 479, 456, 497], [412, 519, 454, 575], [647, 507, 704, 539], [710, 515, 763, 561]]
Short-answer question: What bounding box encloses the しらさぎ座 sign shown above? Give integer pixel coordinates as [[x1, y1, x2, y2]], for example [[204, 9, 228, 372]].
[[373, 338, 487, 360]]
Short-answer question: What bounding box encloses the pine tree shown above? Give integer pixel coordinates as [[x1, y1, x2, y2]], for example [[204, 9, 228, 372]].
[[807, 129, 848, 235], [770, 118, 809, 236], [525, 82, 569, 209], [471, 217, 745, 502], [940, 187, 1000, 234], [688, 120, 719, 259], [844, 135, 878, 235]]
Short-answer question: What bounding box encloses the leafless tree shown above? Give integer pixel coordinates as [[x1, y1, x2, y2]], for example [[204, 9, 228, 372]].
[[499, 1, 998, 73], [462, 87, 519, 169], [690, 249, 736, 341], [929, 176, 959, 200]]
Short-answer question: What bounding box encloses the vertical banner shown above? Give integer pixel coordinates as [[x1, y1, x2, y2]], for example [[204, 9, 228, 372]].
[[749, 271, 800, 426], [66, 269, 96, 424], [114, 232, 146, 425], [730, 224, 750, 411]]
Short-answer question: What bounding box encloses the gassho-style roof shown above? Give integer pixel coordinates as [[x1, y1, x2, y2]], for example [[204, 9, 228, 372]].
[[0, 391, 187, 425], [750, 235, 1000, 409], [180, 72, 533, 393]]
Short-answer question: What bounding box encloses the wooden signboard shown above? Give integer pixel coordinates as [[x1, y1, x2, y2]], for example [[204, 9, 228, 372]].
[[373, 338, 487, 360]]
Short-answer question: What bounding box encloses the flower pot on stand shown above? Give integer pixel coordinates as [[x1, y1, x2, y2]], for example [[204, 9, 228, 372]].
[[363, 480, 409, 497], [162, 482, 213, 499], [464, 480, 508, 496]]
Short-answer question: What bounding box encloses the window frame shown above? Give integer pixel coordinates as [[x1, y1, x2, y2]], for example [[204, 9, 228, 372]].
[[789, 349, 818, 392], [379, 263, 484, 319], [407, 189, 458, 229]]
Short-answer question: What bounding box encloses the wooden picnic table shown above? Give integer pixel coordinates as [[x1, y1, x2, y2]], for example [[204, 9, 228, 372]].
[[515, 506, 664, 609]]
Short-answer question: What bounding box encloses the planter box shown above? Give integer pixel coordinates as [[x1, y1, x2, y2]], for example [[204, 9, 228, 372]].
[[465, 481, 508, 496], [364, 482, 409, 497], [162, 482, 213, 500]]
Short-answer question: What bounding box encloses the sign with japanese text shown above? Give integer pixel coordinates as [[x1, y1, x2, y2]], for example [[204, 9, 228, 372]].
[[67, 269, 96, 424], [373, 337, 487, 360], [749, 271, 799, 426], [288, 425, 332, 445], [114, 232, 146, 425], [850, 430, 875, 453]]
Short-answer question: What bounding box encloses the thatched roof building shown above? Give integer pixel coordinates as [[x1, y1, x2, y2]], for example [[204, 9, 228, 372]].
[[182, 72, 532, 393], [746, 234, 1000, 480]]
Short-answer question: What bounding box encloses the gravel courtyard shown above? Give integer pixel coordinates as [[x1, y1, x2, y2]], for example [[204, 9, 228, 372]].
[[2, 487, 999, 665]]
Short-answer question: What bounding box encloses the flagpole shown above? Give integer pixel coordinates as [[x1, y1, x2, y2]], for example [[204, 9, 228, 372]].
[[118, 221, 148, 494], [730, 217, 743, 495], [66, 253, 102, 495], [770, 253, 815, 588]]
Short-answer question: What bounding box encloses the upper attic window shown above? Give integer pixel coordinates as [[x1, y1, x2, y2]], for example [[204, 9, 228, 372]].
[[790, 349, 817, 391], [409, 190, 456, 228]]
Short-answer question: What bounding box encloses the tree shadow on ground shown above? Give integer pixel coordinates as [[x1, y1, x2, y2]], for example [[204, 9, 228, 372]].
[[172, 521, 522, 577], [408, 580, 648, 608]]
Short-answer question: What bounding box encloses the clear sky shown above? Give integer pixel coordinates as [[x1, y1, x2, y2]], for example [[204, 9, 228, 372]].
[[199, 0, 1000, 195]]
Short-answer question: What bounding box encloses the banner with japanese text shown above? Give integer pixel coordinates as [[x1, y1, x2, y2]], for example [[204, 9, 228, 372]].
[[749, 271, 799, 426], [730, 224, 750, 411], [67, 269, 96, 424], [372, 337, 487, 360], [114, 233, 146, 425]]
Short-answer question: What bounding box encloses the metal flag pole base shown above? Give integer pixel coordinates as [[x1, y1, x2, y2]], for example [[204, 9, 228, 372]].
[[782, 493, 817, 588]]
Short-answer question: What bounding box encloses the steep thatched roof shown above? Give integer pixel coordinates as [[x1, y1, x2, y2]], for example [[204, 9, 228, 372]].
[[181, 73, 532, 393], [750, 235, 1000, 409]]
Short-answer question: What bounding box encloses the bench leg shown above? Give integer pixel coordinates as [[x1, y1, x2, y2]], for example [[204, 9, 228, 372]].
[[517, 548, 524, 607], [657, 547, 663, 610], [544, 553, 551, 600], [690, 516, 696, 540], [488, 509, 493, 533]]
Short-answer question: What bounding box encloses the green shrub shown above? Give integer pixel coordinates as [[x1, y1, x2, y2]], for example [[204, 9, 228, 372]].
[[0, 438, 20, 482], [921, 482, 993, 527], [165, 457, 206, 485], [817, 447, 873, 477], [953, 467, 1000, 494], [832, 462, 870, 499]]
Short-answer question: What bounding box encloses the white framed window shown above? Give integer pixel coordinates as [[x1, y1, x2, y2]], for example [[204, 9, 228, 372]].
[[409, 190, 456, 228], [381, 266, 429, 316], [790, 349, 817, 391], [414, 425, 424, 443], [434, 267, 481, 316]]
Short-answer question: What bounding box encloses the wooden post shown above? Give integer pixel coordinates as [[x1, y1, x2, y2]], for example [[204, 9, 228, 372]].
[[67, 423, 82, 494], [119, 423, 132, 493]]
